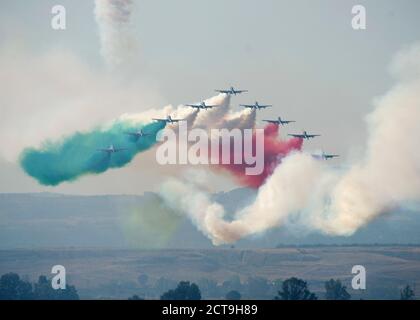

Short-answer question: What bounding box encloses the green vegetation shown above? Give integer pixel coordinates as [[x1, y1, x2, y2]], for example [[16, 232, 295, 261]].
[[160, 281, 201, 300], [0, 272, 79, 300], [324, 279, 351, 300], [128, 294, 144, 300], [275, 277, 317, 300], [225, 290, 241, 300], [400, 285, 415, 300], [2, 248, 418, 300]]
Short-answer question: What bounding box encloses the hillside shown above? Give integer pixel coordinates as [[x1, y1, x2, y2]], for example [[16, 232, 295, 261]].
[[0, 247, 419, 299], [0, 191, 419, 249]]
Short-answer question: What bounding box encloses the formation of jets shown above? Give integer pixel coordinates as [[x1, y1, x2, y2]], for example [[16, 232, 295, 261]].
[[97, 86, 338, 160], [97, 130, 153, 156]]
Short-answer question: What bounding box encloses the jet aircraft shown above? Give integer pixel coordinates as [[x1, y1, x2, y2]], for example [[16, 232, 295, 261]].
[[124, 129, 152, 139], [240, 101, 272, 110], [186, 101, 218, 110], [288, 131, 321, 140], [97, 144, 127, 154], [263, 116, 295, 126], [215, 87, 248, 95], [152, 115, 182, 124]]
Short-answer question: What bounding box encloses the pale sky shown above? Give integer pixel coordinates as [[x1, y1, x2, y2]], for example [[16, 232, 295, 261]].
[[1, 0, 420, 195]]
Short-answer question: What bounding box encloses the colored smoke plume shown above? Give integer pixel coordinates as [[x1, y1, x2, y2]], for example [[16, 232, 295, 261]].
[[160, 44, 420, 245], [216, 123, 303, 188], [20, 120, 165, 186]]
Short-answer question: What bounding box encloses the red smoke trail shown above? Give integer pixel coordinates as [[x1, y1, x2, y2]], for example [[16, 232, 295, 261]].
[[217, 123, 303, 188]]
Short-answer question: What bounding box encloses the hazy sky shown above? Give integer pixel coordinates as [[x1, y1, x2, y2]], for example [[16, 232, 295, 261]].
[[1, 0, 420, 195]]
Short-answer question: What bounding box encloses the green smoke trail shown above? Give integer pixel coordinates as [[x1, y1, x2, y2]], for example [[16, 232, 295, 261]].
[[20, 120, 165, 186]]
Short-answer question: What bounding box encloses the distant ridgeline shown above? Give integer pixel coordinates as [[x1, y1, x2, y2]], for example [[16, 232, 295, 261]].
[[0, 192, 419, 248]]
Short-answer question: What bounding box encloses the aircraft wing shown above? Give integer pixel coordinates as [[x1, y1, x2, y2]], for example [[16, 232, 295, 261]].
[[153, 118, 168, 122], [259, 105, 272, 109], [97, 148, 110, 152], [326, 154, 339, 159], [240, 104, 255, 108], [284, 120, 296, 124], [235, 90, 248, 94], [186, 104, 200, 108], [215, 90, 229, 94], [288, 134, 305, 138], [114, 148, 127, 152], [307, 134, 321, 138]]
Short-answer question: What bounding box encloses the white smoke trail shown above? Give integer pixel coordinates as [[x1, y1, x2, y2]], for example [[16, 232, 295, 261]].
[[313, 47, 420, 235], [94, 0, 136, 68], [187, 93, 256, 131], [159, 44, 420, 245], [119, 94, 225, 127], [120, 93, 255, 132], [192, 94, 232, 129], [218, 108, 256, 130], [160, 154, 323, 245]]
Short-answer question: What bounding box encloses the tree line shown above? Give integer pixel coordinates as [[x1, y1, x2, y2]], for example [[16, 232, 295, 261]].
[[130, 277, 416, 301], [0, 272, 414, 300], [0, 272, 79, 300]]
